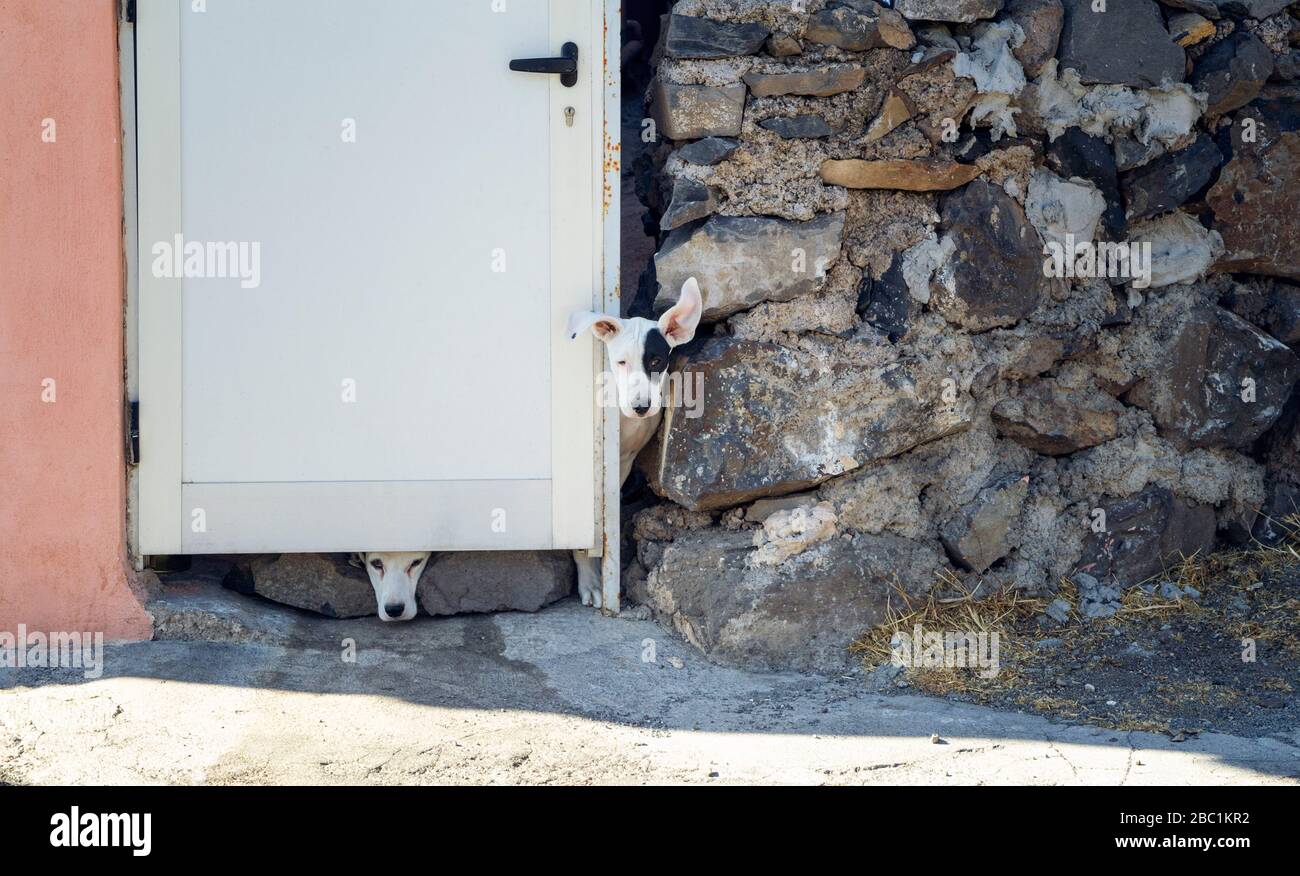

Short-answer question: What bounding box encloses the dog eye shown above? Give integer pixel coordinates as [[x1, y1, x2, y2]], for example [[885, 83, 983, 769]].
[[369, 559, 384, 572], [408, 559, 423, 572], [616, 360, 627, 367]]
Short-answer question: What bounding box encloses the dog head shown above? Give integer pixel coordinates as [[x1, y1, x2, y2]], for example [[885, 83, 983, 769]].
[[566, 277, 702, 420], [357, 552, 430, 621]]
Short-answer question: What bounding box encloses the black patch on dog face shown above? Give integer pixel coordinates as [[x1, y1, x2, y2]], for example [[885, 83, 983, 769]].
[[641, 328, 670, 378]]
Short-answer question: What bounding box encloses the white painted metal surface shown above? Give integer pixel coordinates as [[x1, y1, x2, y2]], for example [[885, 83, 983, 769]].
[[136, 0, 606, 556]]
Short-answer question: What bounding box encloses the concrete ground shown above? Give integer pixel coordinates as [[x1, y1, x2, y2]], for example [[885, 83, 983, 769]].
[[2, 582, 1298, 785]]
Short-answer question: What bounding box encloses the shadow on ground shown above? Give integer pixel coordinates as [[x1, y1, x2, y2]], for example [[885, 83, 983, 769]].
[[1, 561, 1297, 785]]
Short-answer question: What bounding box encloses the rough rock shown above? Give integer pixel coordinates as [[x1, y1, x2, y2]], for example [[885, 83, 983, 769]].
[[750, 502, 839, 566], [676, 137, 739, 166], [992, 381, 1120, 454], [876, 7, 918, 50], [765, 33, 803, 57], [1126, 303, 1300, 450], [1273, 50, 1300, 85], [223, 554, 375, 618], [930, 180, 1052, 331], [742, 66, 866, 98], [894, 0, 1005, 23], [654, 212, 846, 321], [1004, 0, 1063, 78], [804, 5, 891, 52], [1251, 482, 1300, 545], [1025, 168, 1107, 252], [660, 178, 718, 231], [1057, 0, 1185, 89], [1075, 573, 1122, 619], [417, 551, 573, 616], [856, 254, 916, 341], [1121, 135, 1222, 221], [939, 475, 1029, 572], [652, 80, 747, 140], [865, 89, 916, 142], [821, 158, 982, 191], [1207, 131, 1300, 280], [1044, 598, 1072, 623], [760, 114, 837, 138], [1113, 136, 1170, 173], [663, 15, 770, 59], [1045, 128, 1125, 237], [824, 1, 917, 48], [1074, 487, 1216, 586], [638, 528, 947, 672], [1262, 283, 1300, 344], [1129, 211, 1224, 288], [1167, 12, 1216, 49], [1190, 31, 1275, 118], [1213, 0, 1292, 18], [646, 336, 973, 511]]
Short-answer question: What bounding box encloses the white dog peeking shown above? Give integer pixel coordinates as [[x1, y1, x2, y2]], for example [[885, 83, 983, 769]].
[[565, 276, 703, 607], [356, 551, 429, 622], [358, 277, 703, 620]]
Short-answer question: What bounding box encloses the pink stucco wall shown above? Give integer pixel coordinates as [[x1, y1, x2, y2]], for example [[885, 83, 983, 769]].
[[0, 0, 153, 639]]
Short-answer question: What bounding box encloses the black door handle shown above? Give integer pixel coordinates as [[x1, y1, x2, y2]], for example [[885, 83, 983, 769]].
[[509, 42, 578, 87]]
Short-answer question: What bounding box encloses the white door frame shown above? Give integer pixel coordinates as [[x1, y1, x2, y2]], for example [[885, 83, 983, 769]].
[[124, 0, 622, 609]]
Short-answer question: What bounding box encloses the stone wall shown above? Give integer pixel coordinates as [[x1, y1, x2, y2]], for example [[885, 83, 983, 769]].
[[624, 0, 1300, 672]]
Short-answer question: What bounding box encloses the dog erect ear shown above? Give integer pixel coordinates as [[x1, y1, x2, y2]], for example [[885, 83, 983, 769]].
[[659, 277, 703, 345], [566, 310, 622, 343]]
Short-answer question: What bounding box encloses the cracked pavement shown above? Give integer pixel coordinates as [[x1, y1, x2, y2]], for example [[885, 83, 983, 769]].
[[1, 585, 1297, 785]]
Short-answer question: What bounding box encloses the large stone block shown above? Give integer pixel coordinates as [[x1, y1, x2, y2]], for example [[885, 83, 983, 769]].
[[931, 180, 1052, 332], [1121, 135, 1222, 221], [1074, 487, 1216, 586], [646, 337, 973, 511], [1004, 0, 1063, 78], [1190, 31, 1273, 118], [939, 475, 1029, 573], [663, 15, 769, 59], [992, 381, 1119, 455], [654, 212, 845, 322], [1057, 0, 1184, 88], [1207, 132, 1300, 281], [223, 554, 374, 618], [651, 80, 746, 141], [1126, 304, 1300, 450], [639, 529, 947, 672], [417, 551, 573, 616], [804, 5, 894, 51]]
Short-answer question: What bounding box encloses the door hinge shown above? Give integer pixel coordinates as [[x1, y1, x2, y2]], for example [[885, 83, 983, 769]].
[[128, 400, 140, 465], [123, 0, 136, 24]]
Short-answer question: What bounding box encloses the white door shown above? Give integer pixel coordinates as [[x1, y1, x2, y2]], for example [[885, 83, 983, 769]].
[[136, 0, 603, 554]]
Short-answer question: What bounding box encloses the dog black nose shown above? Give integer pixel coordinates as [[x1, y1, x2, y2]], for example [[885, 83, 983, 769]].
[[383, 602, 407, 617], [633, 404, 651, 416]]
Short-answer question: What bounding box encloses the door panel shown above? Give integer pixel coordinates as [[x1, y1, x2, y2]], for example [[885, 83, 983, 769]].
[[179, 0, 552, 484], [137, 0, 598, 554]]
